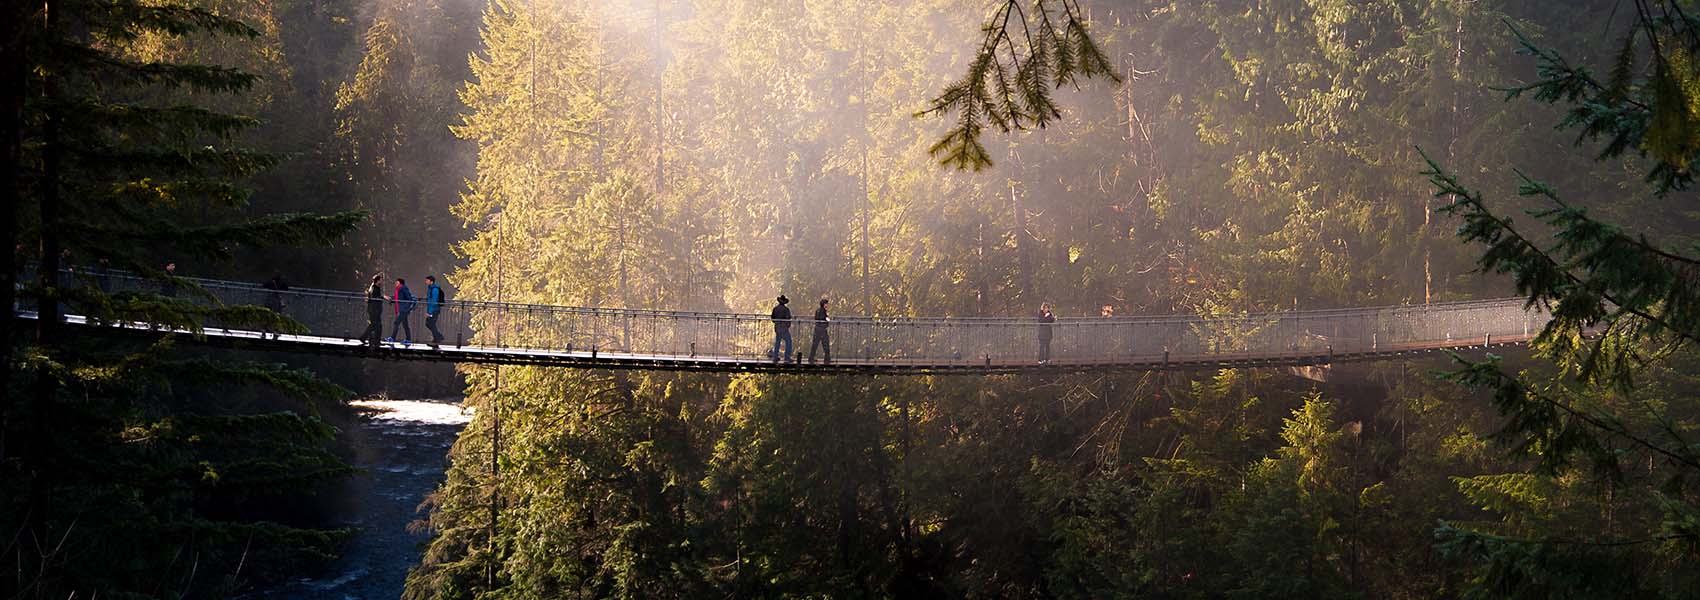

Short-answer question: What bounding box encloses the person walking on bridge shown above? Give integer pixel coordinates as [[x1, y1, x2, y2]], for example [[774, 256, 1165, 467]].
[[264, 273, 289, 313], [809, 298, 831, 365], [388, 277, 416, 345], [361, 274, 386, 350], [161, 261, 178, 298], [1037, 302, 1056, 364], [424, 275, 446, 347], [263, 273, 290, 339], [770, 295, 793, 363]]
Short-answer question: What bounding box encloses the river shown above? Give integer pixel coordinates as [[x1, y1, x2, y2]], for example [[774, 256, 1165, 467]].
[[248, 399, 470, 599]]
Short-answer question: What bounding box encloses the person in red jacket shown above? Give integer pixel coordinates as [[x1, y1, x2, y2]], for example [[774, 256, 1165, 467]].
[[387, 277, 416, 344]]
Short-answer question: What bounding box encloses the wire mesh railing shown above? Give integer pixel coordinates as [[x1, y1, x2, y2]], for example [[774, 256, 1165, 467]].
[[35, 269, 1551, 367]]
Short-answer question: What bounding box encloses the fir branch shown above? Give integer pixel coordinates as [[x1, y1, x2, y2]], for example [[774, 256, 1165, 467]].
[[61, 211, 367, 260], [1442, 353, 1700, 476], [50, 40, 261, 94], [1423, 152, 1700, 353], [77, 0, 262, 42], [41, 98, 262, 141], [100, 177, 254, 209], [918, 0, 1120, 170], [156, 360, 352, 403], [68, 146, 283, 178]]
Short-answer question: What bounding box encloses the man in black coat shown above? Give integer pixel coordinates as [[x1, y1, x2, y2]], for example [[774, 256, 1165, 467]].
[[770, 295, 793, 363], [361, 274, 386, 349], [809, 298, 831, 364], [1037, 302, 1055, 364]]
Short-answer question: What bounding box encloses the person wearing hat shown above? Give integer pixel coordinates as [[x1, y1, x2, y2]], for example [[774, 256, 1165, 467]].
[[361, 273, 387, 350], [770, 294, 794, 363]]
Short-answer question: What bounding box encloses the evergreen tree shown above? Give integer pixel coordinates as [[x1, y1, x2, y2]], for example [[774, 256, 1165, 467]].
[[3, 0, 362, 596], [1424, 1, 1700, 594]]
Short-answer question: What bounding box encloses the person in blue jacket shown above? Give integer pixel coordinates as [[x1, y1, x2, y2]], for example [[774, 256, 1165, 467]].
[[387, 277, 416, 344], [424, 275, 446, 346]]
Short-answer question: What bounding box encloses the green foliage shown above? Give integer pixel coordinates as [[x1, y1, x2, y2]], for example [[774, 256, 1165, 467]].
[[920, 0, 1120, 170], [3, 0, 362, 596], [1425, 3, 1700, 596], [1435, 522, 1686, 600], [404, 1, 1700, 598]]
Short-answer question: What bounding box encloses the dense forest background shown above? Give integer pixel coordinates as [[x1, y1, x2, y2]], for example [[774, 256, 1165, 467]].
[[8, 0, 1700, 597]]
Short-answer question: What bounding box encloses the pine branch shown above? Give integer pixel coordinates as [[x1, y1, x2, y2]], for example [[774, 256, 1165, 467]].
[[41, 98, 262, 141], [1442, 353, 1700, 476], [61, 211, 367, 260], [1423, 153, 1700, 352], [50, 40, 261, 94], [918, 0, 1120, 170], [68, 146, 283, 178], [76, 0, 262, 41]]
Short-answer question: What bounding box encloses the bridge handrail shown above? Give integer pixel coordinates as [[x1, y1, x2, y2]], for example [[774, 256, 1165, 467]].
[[53, 269, 1533, 326], [27, 266, 1549, 367]]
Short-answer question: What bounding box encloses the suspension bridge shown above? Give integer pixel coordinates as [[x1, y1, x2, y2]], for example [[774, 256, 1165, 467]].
[[33, 272, 1550, 374]]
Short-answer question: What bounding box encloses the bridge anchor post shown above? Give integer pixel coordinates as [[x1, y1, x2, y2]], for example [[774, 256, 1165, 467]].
[[690, 342, 697, 357], [1484, 333, 1491, 347], [456, 331, 463, 348]]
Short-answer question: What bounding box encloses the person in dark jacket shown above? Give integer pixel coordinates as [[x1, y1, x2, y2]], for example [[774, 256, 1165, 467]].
[[770, 295, 793, 363], [388, 277, 416, 344], [263, 274, 289, 312], [95, 258, 111, 293], [424, 275, 446, 346], [1037, 302, 1055, 364], [161, 261, 178, 298], [262, 273, 290, 338], [808, 298, 831, 364], [361, 274, 386, 349]]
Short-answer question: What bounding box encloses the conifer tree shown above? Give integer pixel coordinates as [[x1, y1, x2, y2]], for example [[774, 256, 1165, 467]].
[[1424, 2, 1700, 593], [3, 0, 363, 596]]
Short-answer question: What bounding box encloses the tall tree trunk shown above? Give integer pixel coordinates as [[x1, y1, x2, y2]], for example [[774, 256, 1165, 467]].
[[1430, 0, 1466, 305], [976, 216, 988, 316], [860, 150, 871, 315], [0, 0, 26, 409], [1009, 143, 1034, 304], [652, 0, 664, 197], [28, 0, 63, 590]]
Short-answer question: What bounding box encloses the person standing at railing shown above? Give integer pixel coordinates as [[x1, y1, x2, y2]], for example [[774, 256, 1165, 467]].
[[388, 277, 416, 345], [770, 294, 793, 363], [361, 274, 386, 349], [161, 261, 178, 298], [262, 273, 289, 338], [95, 259, 111, 293], [263, 274, 289, 313], [1037, 302, 1055, 364], [424, 275, 446, 346], [809, 298, 831, 365]]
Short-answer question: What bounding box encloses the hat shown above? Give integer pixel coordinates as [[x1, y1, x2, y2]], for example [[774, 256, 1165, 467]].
[[777, 295, 789, 304]]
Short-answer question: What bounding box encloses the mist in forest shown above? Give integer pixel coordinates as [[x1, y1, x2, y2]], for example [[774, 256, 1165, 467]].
[[11, 0, 1700, 598], [223, 1, 1700, 596]]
